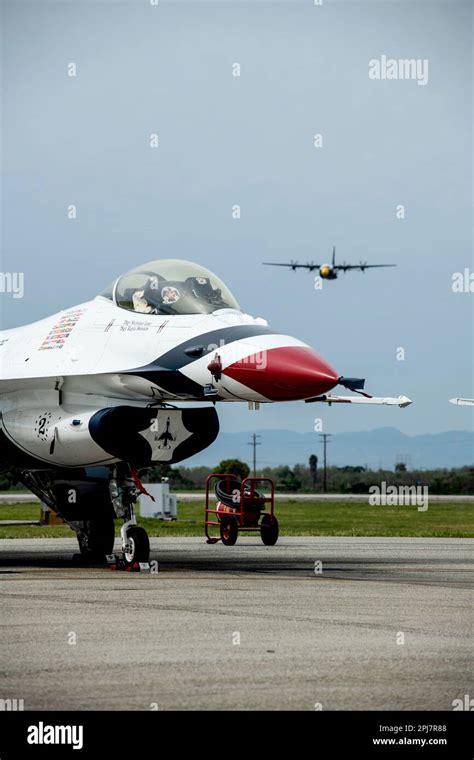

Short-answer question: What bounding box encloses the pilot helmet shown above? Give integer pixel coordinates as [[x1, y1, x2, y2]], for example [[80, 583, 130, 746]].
[[142, 275, 167, 308]]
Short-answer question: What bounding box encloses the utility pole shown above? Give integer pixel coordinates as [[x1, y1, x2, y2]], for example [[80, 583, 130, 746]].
[[319, 433, 332, 493], [248, 433, 261, 477]]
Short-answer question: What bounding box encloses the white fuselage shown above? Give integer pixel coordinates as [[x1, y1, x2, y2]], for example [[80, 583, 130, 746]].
[[0, 296, 324, 468]]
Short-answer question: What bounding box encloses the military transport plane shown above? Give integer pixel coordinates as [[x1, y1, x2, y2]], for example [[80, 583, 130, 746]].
[[263, 246, 396, 280], [0, 259, 411, 565]]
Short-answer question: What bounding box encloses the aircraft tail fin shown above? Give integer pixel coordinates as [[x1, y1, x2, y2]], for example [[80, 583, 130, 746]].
[[332, 245, 336, 267]]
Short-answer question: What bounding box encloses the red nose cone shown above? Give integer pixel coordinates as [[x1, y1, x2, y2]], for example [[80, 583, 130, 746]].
[[222, 346, 339, 401]]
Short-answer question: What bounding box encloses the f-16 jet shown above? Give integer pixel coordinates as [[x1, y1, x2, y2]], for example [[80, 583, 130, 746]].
[[263, 246, 396, 280], [0, 259, 411, 564]]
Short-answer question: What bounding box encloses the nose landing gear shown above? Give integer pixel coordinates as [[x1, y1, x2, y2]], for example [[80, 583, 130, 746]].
[[110, 467, 151, 567]]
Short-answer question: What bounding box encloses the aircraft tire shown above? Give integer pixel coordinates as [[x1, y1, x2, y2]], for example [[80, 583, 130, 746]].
[[123, 526, 150, 564]]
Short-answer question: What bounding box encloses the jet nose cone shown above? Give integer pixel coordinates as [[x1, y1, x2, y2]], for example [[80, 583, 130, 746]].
[[222, 346, 339, 401]]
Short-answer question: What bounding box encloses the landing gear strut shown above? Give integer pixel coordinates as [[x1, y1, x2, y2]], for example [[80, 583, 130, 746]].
[[19, 465, 152, 567], [110, 469, 151, 566]]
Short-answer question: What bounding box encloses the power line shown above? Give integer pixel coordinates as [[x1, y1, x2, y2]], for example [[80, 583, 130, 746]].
[[247, 433, 261, 477]]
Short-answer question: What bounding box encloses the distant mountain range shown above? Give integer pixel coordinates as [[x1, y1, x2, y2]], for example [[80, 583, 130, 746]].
[[183, 427, 474, 471]]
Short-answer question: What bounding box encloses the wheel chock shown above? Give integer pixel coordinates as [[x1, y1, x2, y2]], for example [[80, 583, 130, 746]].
[[107, 555, 151, 573]]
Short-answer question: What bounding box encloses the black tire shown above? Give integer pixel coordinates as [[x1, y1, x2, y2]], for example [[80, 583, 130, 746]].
[[123, 526, 150, 564], [215, 479, 242, 507], [260, 514, 279, 546], [78, 516, 115, 558], [215, 479, 264, 509], [220, 516, 238, 546]]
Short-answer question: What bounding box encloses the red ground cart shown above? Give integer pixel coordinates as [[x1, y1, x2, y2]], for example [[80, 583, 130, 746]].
[[204, 473, 278, 546]]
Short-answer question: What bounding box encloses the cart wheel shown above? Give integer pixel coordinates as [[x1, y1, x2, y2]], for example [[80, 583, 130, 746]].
[[220, 516, 238, 546], [260, 514, 279, 546], [123, 526, 150, 564]]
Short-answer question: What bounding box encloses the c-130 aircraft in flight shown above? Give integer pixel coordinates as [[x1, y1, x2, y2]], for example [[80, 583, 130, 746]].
[[263, 246, 396, 281]]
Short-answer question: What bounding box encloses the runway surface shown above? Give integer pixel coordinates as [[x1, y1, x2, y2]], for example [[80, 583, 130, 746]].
[[2, 492, 473, 503], [0, 537, 472, 710]]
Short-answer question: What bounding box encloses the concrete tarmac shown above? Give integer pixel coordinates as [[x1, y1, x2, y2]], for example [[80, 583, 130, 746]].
[[0, 536, 472, 710]]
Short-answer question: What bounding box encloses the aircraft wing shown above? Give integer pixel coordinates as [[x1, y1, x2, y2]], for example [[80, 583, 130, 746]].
[[336, 264, 397, 272], [305, 394, 412, 408], [449, 398, 474, 406], [262, 262, 320, 269]]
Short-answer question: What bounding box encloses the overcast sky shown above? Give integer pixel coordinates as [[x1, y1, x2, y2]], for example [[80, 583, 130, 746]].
[[1, 0, 472, 438]]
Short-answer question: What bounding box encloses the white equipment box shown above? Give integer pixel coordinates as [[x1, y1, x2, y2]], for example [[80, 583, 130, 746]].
[[140, 483, 177, 520]]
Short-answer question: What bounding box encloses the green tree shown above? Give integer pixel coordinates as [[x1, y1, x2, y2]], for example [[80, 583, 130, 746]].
[[274, 465, 302, 492], [216, 459, 250, 480], [144, 464, 193, 488]]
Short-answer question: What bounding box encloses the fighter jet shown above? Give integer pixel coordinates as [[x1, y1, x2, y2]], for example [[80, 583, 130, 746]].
[[449, 398, 474, 406], [263, 246, 396, 280], [0, 259, 411, 564]]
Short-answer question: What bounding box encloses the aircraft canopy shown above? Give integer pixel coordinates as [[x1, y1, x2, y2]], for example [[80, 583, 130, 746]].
[[101, 259, 240, 316]]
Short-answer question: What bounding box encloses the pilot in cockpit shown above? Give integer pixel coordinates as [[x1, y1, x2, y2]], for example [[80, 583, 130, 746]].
[[133, 276, 166, 314], [132, 274, 226, 314]]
